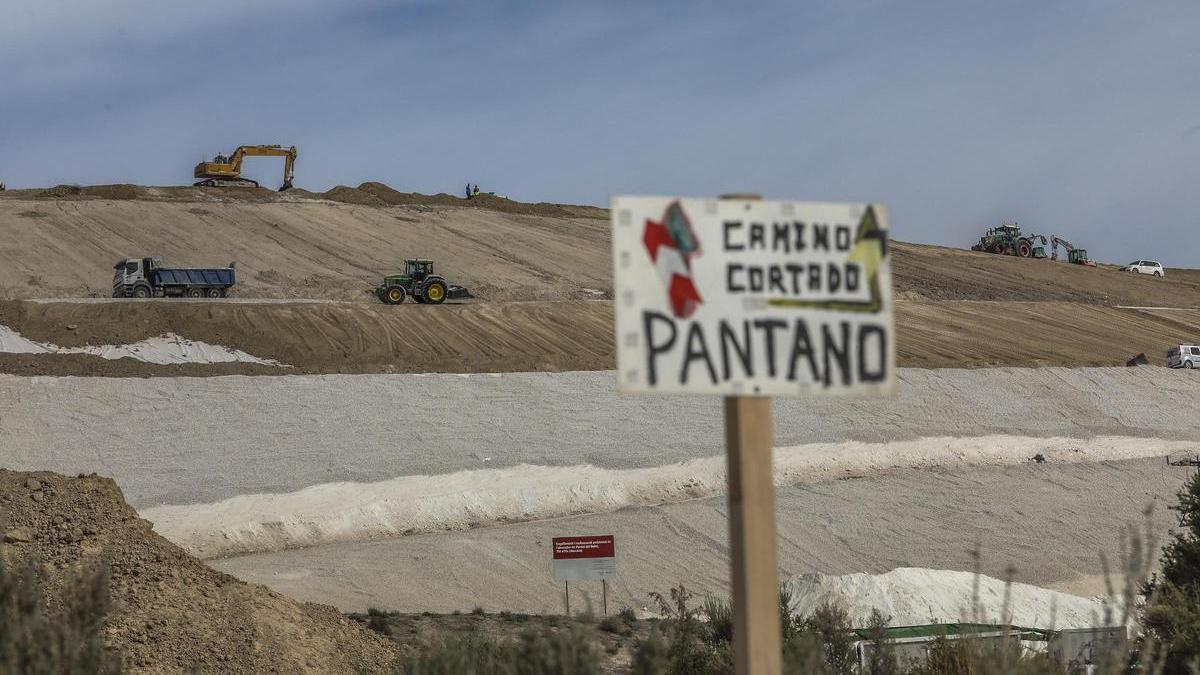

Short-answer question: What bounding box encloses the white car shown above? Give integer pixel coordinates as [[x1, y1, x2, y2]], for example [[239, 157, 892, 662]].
[[1169, 344, 1200, 369], [1122, 260, 1165, 277]]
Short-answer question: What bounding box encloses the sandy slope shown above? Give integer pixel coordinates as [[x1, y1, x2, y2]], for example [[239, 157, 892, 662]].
[[0, 197, 610, 302], [210, 457, 1187, 614], [146, 435, 1197, 559], [891, 241, 1200, 304], [3, 367, 1198, 509], [4, 366, 1198, 612], [1, 299, 1199, 376], [2, 190, 1199, 307]]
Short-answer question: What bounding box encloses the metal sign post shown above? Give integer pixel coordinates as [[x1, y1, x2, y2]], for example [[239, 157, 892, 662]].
[[553, 535, 617, 616], [612, 194, 894, 675]]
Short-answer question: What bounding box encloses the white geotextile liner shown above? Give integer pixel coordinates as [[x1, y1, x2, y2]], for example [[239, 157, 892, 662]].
[[0, 325, 281, 366], [786, 567, 1117, 630], [143, 434, 1199, 559]]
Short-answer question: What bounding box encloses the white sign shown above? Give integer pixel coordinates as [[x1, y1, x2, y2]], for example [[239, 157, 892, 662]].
[[552, 535, 617, 581], [612, 196, 894, 396]]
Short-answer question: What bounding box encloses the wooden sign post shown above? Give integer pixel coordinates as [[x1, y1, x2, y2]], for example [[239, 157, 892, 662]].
[[726, 395, 782, 674], [611, 194, 894, 675], [720, 193, 782, 674]]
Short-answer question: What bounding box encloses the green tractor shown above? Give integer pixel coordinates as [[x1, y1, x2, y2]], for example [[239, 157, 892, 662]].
[[374, 259, 467, 305], [971, 223, 1047, 259]]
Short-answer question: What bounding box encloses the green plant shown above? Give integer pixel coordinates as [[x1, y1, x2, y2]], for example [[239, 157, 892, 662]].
[[701, 596, 732, 647], [364, 607, 396, 636], [0, 548, 123, 674], [617, 607, 637, 624], [862, 609, 898, 675], [638, 586, 723, 674], [1141, 468, 1200, 672], [798, 602, 856, 675], [630, 629, 670, 675], [399, 626, 600, 675]]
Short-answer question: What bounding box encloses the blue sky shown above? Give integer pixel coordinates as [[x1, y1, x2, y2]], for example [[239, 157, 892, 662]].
[[2, 1, 1198, 264]]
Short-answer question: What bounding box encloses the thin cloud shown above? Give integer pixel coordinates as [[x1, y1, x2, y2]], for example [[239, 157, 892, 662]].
[[1, 1, 1198, 265]]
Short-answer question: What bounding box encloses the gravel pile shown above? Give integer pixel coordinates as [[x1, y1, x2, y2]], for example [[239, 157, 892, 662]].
[[0, 470, 397, 673]]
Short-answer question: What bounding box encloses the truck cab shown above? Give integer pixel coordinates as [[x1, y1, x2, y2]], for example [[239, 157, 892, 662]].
[[112, 257, 161, 298]]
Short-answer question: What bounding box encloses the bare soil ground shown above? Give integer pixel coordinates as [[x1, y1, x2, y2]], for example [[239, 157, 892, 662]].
[[0, 470, 397, 673], [2, 185, 1196, 307], [1, 182, 1197, 376], [0, 191, 610, 303], [0, 298, 1196, 376], [0, 299, 615, 375], [892, 241, 1200, 305]]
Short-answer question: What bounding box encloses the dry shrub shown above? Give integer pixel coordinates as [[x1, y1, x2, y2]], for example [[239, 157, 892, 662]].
[[0, 548, 122, 673]]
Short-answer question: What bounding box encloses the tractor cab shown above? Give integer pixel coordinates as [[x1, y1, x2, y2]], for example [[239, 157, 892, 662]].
[[405, 259, 434, 280]]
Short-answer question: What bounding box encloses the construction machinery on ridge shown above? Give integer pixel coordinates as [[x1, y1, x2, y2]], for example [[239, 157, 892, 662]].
[[194, 145, 297, 190]]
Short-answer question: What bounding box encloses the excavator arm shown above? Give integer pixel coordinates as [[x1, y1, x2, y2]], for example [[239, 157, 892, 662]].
[[1049, 235, 1073, 261], [194, 144, 297, 190]]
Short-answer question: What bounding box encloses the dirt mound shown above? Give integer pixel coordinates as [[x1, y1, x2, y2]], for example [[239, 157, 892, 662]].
[[321, 185, 389, 207], [0, 470, 397, 673], [29, 184, 142, 200], [2, 182, 607, 220], [353, 181, 608, 219]]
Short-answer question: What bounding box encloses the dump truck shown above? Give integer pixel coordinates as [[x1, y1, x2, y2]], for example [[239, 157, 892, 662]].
[[112, 257, 235, 298], [374, 259, 469, 304], [971, 223, 1046, 258]]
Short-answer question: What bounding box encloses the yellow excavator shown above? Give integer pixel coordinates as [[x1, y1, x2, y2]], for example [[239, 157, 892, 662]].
[[193, 145, 296, 190]]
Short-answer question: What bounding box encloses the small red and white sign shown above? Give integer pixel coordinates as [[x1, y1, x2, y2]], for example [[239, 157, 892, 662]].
[[552, 535, 617, 581]]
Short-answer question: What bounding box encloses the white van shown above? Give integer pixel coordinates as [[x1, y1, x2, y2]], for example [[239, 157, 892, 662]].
[[1122, 260, 1165, 277], [1168, 344, 1200, 369]]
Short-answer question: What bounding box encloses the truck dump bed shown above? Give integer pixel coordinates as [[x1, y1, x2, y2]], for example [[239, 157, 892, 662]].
[[151, 268, 235, 287]]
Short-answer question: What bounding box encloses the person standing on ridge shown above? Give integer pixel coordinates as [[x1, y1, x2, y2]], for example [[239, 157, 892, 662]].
[[465, 182, 471, 199]]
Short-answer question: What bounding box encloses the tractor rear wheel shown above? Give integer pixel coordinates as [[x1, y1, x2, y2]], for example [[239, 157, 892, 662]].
[[385, 286, 406, 305], [424, 280, 447, 304], [1017, 239, 1032, 258]]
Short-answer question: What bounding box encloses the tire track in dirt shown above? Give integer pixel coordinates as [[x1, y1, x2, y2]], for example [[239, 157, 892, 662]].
[[0, 299, 1197, 376]]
